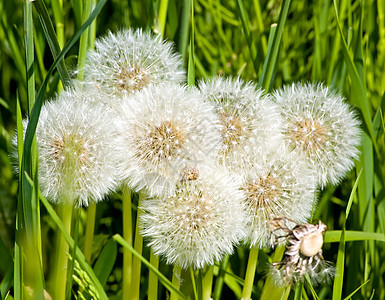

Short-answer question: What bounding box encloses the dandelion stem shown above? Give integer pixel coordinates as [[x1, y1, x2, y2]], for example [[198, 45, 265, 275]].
[[241, 246, 259, 300], [170, 265, 182, 300], [83, 203, 96, 262], [131, 193, 144, 300], [260, 245, 286, 300], [212, 254, 229, 300], [148, 251, 159, 300], [122, 186, 133, 300], [54, 204, 73, 300], [202, 265, 214, 300], [77, 0, 92, 81]]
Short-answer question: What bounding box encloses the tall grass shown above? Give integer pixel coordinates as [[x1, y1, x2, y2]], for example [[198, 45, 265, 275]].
[[0, 0, 384, 299]]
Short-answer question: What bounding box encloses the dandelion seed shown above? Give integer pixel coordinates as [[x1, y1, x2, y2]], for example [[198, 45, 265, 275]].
[[28, 88, 121, 206], [241, 147, 317, 248], [269, 217, 334, 285], [273, 82, 361, 187], [140, 165, 246, 269], [116, 83, 221, 196], [199, 76, 283, 172], [80, 28, 185, 104]]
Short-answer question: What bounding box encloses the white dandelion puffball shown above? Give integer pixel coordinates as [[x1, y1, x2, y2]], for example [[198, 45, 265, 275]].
[[140, 165, 246, 269], [34, 89, 122, 206], [242, 147, 317, 248], [80, 28, 185, 101], [116, 83, 222, 197], [273, 82, 361, 187], [199, 77, 284, 172]]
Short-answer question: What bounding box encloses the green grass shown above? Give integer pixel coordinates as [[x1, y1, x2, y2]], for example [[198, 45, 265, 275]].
[[0, 0, 384, 299]]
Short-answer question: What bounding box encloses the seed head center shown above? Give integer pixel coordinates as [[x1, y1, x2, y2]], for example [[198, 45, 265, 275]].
[[139, 121, 185, 162], [51, 134, 89, 166], [175, 191, 212, 231], [180, 167, 200, 182], [117, 65, 149, 92], [220, 112, 244, 151], [291, 118, 327, 151], [246, 175, 281, 209]]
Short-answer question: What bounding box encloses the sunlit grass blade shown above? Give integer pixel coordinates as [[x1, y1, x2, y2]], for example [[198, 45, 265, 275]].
[[258, 0, 291, 91], [324, 230, 385, 243], [332, 168, 361, 299], [113, 234, 186, 299]]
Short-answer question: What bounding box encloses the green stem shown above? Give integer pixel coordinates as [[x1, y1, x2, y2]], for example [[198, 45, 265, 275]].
[[122, 187, 132, 300], [131, 193, 144, 300], [148, 251, 160, 300], [202, 265, 214, 300], [170, 265, 182, 300], [241, 246, 259, 300], [260, 245, 287, 300], [212, 254, 229, 300], [83, 202, 96, 263], [54, 204, 73, 300]]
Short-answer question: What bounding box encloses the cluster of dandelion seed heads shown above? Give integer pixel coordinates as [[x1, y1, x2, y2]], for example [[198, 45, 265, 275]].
[[36, 91, 122, 206], [140, 167, 246, 269], [80, 28, 185, 102], [273, 82, 361, 187], [199, 77, 283, 172], [116, 83, 222, 197], [242, 149, 317, 248]]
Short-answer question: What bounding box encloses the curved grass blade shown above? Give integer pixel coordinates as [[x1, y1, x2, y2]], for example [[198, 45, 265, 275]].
[[113, 234, 186, 299], [33, 0, 70, 86], [36, 188, 108, 300]]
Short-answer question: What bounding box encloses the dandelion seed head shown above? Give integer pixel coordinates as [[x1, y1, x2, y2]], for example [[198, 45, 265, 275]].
[[33, 88, 122, 206], [273, 82, 361, 187], [80, 28, 185, 105], [117, 83, 221, 197], [140, 166, 246, 269], [199, 77, 284, 172], [242, 148, 317, 248]]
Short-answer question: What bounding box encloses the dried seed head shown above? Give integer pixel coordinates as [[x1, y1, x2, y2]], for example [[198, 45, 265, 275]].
[[269, 218, 333, 285], [299, 221, 327, 257]]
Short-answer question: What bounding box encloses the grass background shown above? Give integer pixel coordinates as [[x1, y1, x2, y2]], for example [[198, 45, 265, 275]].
[[0, 0, 384, 299]]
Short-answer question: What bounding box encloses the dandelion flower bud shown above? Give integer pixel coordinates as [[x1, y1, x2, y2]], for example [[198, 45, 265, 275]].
[[242, 148, 317, 248], [80, 28, 185, 103], [140, 166, 246, 269], [32, 89, 122, 206], [199, 77, 283, 172], [269, 218, 334, 285], [273, 82, 361, 187], [116, 83, 221, 196]]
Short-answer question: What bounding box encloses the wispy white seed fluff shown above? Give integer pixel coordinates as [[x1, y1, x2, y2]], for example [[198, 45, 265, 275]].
[[116, 83, 221, 197], [80, 28, 185, 103], [199, 77, 284, 172], [140, 165, 246, 269], [241, 147, 317, 248], [273, 82, 361, 187], [32, 88, 122, 206]]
